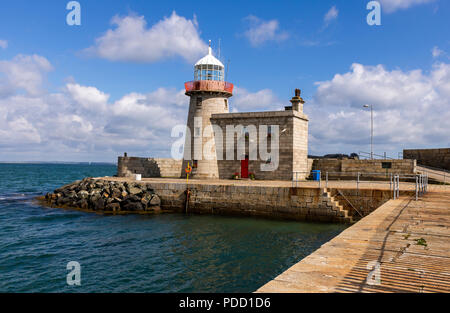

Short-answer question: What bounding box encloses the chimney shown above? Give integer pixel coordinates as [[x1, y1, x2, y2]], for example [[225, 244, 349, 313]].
[[290, 88, 305, 112]]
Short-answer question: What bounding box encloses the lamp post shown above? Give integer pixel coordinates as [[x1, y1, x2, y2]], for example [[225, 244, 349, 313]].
[[363, 104, 373, 160]]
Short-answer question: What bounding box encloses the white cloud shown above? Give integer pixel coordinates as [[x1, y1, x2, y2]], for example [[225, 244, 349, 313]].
[[231, 87, 284, 112], [0, 53, 189, 161], [323, 5, 339, 26], [66, 83, 110, 112], [432, 46, 444, 58], [243, 15, 289, 47], [85, 11, 208, 63], [306, 62, 450, 156], [0, 40, 7, 49], [379, 0, 436, 13], [1, 51, 448, 161], [0, 54, 53, 97]]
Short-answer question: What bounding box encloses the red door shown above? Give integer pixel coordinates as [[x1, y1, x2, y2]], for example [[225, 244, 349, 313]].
[[241, 156, 249, 179]]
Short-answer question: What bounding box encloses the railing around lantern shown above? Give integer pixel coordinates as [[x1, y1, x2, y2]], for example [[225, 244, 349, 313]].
[[184, 80, 234, 94]]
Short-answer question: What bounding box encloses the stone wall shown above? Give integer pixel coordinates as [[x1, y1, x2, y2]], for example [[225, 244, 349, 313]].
[[117, 157, 182, 178], [47, 177, 415, 224], [328, 189, 393, 219], [312, 159, 416, 179], [210, 110, 309, 181], [135, 180, 412, 223], [403, 148, 450, 171], [143, 181, 352, 223]]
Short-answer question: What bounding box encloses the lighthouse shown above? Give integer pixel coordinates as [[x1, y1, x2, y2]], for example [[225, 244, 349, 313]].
[[181, 41, 234, 179]]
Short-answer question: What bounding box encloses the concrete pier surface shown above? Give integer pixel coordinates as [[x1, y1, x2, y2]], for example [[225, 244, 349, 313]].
[[256, 184, 450, 293]]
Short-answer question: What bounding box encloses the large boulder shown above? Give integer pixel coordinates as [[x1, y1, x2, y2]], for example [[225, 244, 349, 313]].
[[92, 198, 105, 211], [150, 194, 161, 206], [78, 190, 89, 199], [122, 202, 143, 212], [128, 186, 143, 195], [45, 178, 161, 214], [111, 188, 122, 198], [105, 203, 120, 212], [76, 199, 89, 210], [140, 193, 153, 210]]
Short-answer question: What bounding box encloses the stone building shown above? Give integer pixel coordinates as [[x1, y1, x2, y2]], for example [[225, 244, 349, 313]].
[[118, 41, 310, 181], [180, 42, 309, 181]]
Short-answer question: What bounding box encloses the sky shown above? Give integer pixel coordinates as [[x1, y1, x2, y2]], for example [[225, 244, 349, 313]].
[[0, 0, 449, 162]]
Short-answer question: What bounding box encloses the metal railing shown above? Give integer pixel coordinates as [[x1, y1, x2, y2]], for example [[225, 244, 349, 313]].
[[358, 151, 396, 160], [417, 165, 449, 184], [417, 164, 450, 173], [292, 171, 428, 201], [184, 80, 234, 94], [415, 174, 428, 201]]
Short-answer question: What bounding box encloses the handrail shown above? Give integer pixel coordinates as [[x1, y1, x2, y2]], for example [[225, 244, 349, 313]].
[[417, 164, 450, 174], [336, 189, 364, 218], [415, 174, 428, 200], [358, 151, 395, 160], [292, 171, 428, 201]]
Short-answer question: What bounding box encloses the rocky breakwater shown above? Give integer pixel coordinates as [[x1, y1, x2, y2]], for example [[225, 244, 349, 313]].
[[43, 178, 162, 213]]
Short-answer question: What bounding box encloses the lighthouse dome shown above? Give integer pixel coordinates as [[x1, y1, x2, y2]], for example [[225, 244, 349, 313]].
[[194, 41, 224, 81]]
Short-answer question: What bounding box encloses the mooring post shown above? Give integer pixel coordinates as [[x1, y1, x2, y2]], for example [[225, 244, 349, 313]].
[[393, 178, 396, 200], [415, 175, 418, 201], [393, 176, 397, 200], [422, 175, 425, 194], [357, 172, 360, 195], [421, 175, 424, 195], [420, 175, 423, 196]]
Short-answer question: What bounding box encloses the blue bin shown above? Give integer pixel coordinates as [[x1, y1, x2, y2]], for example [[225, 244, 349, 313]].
[[312, 170, 321, 181]]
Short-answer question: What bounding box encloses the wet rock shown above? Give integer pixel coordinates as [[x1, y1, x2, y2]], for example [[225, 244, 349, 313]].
[[66, 191, 77, 199], [56, 197, 71, 206], [105, 197, 114, 205], [121, 195, 140, 208], [90, 189, 102, 196], [76, 199, 89, 210], [122, 202, 143, 212], [111, 188, 121, 198], [150, 194, 161, 206], [140, 193, 153, 210], [92, 198, 105, 210], [44, 178, 161, 214], [128, 186, 142, 195], [105, 203, 120, 212], [78, 190, 89, 199]]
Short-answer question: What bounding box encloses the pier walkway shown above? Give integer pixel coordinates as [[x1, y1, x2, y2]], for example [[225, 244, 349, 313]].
[[257, 185, 450, 293]]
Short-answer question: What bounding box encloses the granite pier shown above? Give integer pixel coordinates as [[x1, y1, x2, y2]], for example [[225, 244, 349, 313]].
[[96, 177, 416, 223], [257, 184, 450, 293]]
